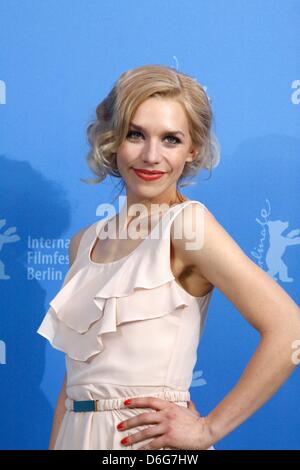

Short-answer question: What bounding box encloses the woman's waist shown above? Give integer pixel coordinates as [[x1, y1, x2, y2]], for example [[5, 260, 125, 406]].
[[65, 383, 190, 411], [65, 389, 190, 412]]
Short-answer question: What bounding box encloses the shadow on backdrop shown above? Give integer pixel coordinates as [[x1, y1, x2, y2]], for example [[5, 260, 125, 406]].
[[0, 154, 71, 449]]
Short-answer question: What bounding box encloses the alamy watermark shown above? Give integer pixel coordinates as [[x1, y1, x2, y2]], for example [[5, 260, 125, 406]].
[[0, 340, 6, 365], [291, 339, 300, 365], [0, 80, 6, 105], [94, 196, 205, 252]]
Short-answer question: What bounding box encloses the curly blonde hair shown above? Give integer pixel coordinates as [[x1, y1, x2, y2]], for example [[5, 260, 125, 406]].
[[81, 64, 220, 198]]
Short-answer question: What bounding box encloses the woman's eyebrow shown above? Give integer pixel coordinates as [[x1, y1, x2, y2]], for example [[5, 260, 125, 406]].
[[130, 122, 185, 137]]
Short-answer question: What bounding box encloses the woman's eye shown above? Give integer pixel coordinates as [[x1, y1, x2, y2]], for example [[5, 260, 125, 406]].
[[127, 130, 141, 139], [165, 135, 180, 145], [126, 130, 180, 145]]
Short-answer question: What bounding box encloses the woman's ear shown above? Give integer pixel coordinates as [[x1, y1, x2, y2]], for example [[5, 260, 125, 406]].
[[186, 146, 199, 163]]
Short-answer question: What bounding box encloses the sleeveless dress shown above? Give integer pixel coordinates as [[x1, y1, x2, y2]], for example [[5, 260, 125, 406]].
[[37, 199, 215, 450]]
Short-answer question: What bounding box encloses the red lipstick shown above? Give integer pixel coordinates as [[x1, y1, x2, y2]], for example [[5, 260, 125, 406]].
[[133, 169, 166, 181]]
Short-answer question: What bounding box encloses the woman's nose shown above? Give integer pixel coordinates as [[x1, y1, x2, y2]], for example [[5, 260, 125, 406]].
[[141, 139, 163, 163]]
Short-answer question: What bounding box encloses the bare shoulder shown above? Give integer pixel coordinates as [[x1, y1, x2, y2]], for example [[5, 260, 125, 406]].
[[171, 200, 253, 282], [170, 201, 206, 266], [172, 201, 300, 334], [69, 223, 93, 266], [170, 200, 207, 255]]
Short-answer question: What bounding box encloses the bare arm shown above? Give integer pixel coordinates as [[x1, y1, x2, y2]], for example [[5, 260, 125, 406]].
[[48, 224, 91, 450], [174, 203, 300, 446]]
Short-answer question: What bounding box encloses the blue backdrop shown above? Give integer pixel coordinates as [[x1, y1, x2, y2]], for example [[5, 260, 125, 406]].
[[0, 0, 299, 450]]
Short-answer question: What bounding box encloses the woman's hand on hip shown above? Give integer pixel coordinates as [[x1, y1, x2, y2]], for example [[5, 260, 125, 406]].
[[116, 396, 215, 450]]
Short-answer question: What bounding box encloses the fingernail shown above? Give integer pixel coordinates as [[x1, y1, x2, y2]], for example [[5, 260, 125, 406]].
[[117, 423, 124, 430], [121, 437, 129, 445], [124, 399, 132, 406]]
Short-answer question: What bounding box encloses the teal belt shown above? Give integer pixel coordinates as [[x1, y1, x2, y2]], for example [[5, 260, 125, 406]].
[[73, 400, 98, 412]]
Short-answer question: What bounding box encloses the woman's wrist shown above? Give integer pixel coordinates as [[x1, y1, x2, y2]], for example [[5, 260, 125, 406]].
[[193, 415, 219, 449], [200, 415, 220, 449]]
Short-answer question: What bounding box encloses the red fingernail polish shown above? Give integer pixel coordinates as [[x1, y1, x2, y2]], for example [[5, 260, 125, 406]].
[[117, 423, 124, 430], [124, 399, 131, 405], [121, 437, 129, 445]]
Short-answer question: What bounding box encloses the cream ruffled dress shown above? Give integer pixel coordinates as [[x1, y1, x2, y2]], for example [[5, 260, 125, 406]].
[[37, 199, 215, 450]]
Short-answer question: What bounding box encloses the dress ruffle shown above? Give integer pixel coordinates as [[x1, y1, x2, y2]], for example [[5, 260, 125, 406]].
[[37, 261, 190, 362], [37, 201, 208, 363]]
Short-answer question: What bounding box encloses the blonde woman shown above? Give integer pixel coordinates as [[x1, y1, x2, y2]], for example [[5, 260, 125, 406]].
[[37, 64, 300, 450]]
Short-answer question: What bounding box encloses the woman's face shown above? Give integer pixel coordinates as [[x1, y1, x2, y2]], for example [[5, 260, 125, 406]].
[[116, 97, 198, 206]]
